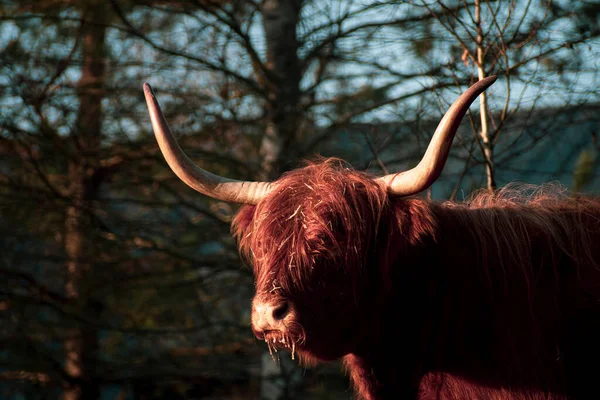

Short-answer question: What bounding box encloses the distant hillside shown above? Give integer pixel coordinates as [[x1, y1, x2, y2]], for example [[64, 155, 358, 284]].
[[315, 102, 600, 199]]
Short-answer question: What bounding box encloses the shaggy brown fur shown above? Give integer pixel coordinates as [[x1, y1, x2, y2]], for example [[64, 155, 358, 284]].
[[232, 158, 600, 400]]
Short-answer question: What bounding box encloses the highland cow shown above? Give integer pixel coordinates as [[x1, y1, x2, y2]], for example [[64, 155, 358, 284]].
[[143, 76, 600, 400]]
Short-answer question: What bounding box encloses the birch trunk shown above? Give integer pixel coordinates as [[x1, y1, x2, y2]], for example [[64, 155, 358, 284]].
[[475, 0, 496, 190]]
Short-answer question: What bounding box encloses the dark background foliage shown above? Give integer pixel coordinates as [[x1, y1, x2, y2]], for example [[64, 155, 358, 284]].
[[0, 0, 598, 399]]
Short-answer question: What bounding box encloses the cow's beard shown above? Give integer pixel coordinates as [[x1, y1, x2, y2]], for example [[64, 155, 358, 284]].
[[262, 322, 318, 366], [264, 331, 298, 360]]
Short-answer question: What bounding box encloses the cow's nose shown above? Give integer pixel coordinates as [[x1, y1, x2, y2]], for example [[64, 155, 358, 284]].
[[251, 300, 290, 339]]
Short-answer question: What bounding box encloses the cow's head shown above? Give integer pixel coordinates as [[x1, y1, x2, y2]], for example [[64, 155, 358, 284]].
[[143, 76, 496, 363], [232, 158, 393, 363]]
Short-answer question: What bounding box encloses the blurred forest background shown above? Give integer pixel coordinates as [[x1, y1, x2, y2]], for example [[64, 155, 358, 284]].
[[0, 0, 599, 399]]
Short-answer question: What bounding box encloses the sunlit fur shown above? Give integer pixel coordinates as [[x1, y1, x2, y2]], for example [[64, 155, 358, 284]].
[[232, 158, 600, 400], [419, 373, 569, 400]]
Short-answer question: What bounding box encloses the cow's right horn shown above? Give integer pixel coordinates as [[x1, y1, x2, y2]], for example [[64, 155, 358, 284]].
[[144, 83, 273, 205]]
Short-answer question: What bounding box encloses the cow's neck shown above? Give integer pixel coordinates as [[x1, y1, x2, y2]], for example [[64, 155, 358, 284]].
[[343, 198, 573, 399], [340, 199, 440, 399], [408, 201, 568, 392]]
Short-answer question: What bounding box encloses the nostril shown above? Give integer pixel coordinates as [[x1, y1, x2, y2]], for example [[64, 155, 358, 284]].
[[272, 301, 289, 321]]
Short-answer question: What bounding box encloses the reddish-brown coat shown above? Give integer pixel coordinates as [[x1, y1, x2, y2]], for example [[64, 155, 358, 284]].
[[233, 158, 600, 400]]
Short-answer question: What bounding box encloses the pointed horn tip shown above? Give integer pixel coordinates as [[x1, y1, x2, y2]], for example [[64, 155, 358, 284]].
[[479, 75, 498, 88], [143, 82, 155, 98]]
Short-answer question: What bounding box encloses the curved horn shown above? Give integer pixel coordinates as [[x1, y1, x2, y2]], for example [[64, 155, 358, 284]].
[[376, 75, 497, 196], [144, 83, 273, 205]]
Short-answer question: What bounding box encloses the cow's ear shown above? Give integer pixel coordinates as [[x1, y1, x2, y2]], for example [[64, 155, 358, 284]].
[[231, 204, 257, 240]]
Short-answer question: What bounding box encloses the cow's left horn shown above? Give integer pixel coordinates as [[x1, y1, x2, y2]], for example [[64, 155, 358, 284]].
[[376, 75, 497, 196], [144, 83, 273, 204]]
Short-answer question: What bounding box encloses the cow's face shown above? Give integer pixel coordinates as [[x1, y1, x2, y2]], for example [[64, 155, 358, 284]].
[[232, 159, 389, 363], [249, 257, 360, 363]]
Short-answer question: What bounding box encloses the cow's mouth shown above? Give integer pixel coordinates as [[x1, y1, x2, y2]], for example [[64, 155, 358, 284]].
[[263, 331, 298, 360]]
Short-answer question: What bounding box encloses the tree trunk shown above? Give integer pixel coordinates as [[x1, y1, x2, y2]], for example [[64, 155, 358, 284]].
[[258, 0, 304, 179], [63, 4, 106, 400], [475, 0, 496, 191]]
